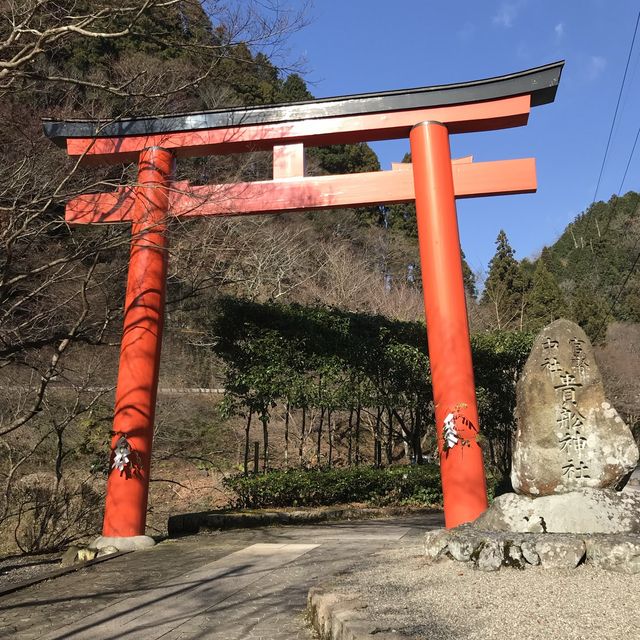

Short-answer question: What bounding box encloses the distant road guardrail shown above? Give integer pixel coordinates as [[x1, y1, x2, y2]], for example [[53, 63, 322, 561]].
[[0, 386, 225, 394]]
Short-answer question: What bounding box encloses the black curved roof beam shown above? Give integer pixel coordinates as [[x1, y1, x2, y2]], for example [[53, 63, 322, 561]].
[[43, 61, 563, 164], [44, 61, 563, 143]]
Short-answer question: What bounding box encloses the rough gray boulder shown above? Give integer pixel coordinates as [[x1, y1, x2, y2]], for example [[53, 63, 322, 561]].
[[447, 538, 475, 562], [586, 535, 640, 574], [424, 527, 640, 573], [60, 545, 98, 567], [536, 537, 585, 569], [473, 488, 640, 534], [60, 545, 80, 567], [511, 319, 638, 496], [476, 539, 503, 571], [423, 529, 450, 563], [520, 539, 539, 565]]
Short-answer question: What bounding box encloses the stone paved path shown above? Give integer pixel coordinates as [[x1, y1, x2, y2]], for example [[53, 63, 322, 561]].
[[0, 514, 442, 639]]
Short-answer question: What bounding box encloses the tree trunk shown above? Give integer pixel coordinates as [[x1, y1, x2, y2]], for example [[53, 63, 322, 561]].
[[413, 406, 424, 465], [408, 407, 416, 462], [402, 429, 411, 461], [243, 410, 253, 476], [355, 404, 361, 465], [347, 407, 354, 465], [374, 406, 383, 467], [261, 414, 269, 473], [316, 406, 325, 466], [502, 431, 512, 478], [284, 401, 290, 469], [299, 406, 306, 467], [254, 441, 260, 475], [386, 406, 393, 464], [327, 408, 333, 468], [488, 436, 497, 472], [55, 427, 64, 484], [392, 407, 411, 462]]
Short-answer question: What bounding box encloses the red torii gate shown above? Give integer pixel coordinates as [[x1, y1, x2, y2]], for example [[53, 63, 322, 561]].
[[44, 61, 563, 549]]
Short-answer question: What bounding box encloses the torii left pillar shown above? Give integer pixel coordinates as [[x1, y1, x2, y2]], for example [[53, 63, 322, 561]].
[[94, 146, 173, 550], [411, 122, 488, 528]]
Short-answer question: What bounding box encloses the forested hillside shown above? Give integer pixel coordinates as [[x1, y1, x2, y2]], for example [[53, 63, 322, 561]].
[[1, 1, 638, 554], [543, 191, 640, 333], [480, 191, 640, 339]]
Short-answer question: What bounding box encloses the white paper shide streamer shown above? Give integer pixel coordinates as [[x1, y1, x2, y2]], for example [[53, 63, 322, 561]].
[[112, 435, 132, 473], [443, 412, 459, 450]]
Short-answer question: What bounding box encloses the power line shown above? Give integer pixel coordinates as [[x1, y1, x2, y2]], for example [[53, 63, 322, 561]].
[[591, 11, 640, 204], [588, 134, 640, 341], [592, 194, 640, 342], [577, 11, 640, 247], [599, 122, 640, 241], [619, 125, 640, 193], [582, 12, 640, 343]]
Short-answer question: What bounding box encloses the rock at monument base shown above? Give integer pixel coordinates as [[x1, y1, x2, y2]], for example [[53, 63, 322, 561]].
[[424, 527, 640, 574], [60, 545, 98, 567], [520, 540, 539, 565], [511, 319, 638, 496], [586, 535, 640, 574], [505, 543, 525, 568], [536, 537, 585, 569], [473, 489, 640, 534], [447, 538, 475, 562], [476, 539, 503, 572], [60, 545, 80, 567], [423, 529, 450, 563]]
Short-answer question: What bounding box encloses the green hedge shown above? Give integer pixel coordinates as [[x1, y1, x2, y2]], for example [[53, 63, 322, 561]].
[[223, 465, 443, 509]]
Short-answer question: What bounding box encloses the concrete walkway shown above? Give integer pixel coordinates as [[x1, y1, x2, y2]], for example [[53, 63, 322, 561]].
[[0, 514, 442, 639]]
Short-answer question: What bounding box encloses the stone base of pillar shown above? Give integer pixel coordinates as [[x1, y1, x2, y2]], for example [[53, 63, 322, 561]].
[[90, 535, 156, 552]]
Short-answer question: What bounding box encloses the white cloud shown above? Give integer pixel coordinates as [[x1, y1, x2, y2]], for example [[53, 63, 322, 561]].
[[587, 55, 606, 80], [555, 22, 564, 39], [492, 1, 526, 28]]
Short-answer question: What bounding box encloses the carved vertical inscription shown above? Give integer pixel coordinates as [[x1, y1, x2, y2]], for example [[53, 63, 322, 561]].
[[569, 337, 589, 381], [512, 318, 638, 497], [540, 337, 591, 480]]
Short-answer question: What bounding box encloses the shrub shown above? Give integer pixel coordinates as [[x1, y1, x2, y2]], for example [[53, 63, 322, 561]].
[[12, 474, 103, 553], [223, 464, 443, 509]]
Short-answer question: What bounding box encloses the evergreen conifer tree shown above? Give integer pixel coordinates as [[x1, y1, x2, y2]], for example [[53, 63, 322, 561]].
[[482, 230, 524, 329], [571, 281, 609, 343], [526, 259, 565, 331], [461, 250, 477, 298]]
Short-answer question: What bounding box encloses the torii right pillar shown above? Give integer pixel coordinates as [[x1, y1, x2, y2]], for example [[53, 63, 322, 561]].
[[411, 121, 488, 528]]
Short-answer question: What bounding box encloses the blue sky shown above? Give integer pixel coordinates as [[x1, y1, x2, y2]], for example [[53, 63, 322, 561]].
[[284, 0, 640, 276]]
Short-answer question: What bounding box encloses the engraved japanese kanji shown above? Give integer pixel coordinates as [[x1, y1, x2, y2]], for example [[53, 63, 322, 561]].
[[540, 334, 591, 477]]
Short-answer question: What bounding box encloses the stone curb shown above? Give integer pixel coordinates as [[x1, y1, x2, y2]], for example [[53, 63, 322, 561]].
[[168, 506, 438, 537], [0, 550, 131, 598], [307, 586, 408, 640]]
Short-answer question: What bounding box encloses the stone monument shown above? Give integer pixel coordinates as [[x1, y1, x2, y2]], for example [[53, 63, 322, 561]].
[[511, 318, 637, 496], [425, 318, 640, 571], [479, 318, 639, 533]]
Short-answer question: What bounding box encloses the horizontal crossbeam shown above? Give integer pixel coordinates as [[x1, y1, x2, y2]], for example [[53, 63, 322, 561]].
[[44, 61, 563, 147], [66, 158, 536, 224], [63, 95, 531, 165]]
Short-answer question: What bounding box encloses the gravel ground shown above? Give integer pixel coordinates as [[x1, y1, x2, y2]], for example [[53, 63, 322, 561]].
[[0, 551, 61, 591], [333, 542, 640, 639]]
